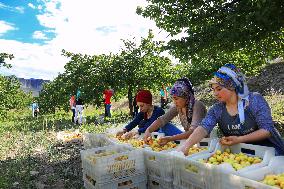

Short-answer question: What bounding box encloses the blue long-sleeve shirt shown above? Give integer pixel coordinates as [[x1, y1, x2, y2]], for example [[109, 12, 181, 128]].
[[200, 92, 284, 155], [125, 106, 164, 133]]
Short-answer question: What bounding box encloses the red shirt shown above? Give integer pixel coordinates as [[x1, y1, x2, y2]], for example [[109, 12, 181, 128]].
[[103, 89, 113, 104]]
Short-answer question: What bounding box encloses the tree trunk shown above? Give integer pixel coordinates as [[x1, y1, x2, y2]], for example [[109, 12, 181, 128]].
[[128, 87, 133, 116]]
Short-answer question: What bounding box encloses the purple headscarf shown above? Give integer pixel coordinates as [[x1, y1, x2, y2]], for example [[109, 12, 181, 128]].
[[170, 77, 195, 123]]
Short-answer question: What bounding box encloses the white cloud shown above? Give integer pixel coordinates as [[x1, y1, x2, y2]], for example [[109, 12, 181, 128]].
[[32, 31, 48, 39], [0, 39, 67, 80], [0, 20, 17, 36], [0, 0, 183, 80], [35, 0, 167, 55], [15, 6, 25, 13], [28, 3, 36, 9], [0, 3, 25, 13]]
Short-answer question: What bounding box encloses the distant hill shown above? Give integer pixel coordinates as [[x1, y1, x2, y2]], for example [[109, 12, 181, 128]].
[[18, 78, 50, 97]]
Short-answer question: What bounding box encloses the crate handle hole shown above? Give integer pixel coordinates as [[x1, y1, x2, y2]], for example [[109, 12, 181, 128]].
[[85, 174, 96, 186], [118, 180, 133, 187], [115, 155, 129, 161], [152, 181, 159, 186], [175, 140, 181, 144], [241, 148, 255, 155], [199, 142, 208, 146]]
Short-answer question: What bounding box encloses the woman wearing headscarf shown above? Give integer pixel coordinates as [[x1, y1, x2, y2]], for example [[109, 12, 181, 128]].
[[116, 90, 182, 139], [143, 78, 207, 144], [177, 64, 284, 156]]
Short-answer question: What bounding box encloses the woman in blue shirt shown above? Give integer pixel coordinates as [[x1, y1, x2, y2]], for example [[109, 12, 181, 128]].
[[178, 64, 284, 155], [116, 90, 182, 139]]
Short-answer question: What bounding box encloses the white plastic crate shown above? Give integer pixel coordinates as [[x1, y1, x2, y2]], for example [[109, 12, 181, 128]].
[[212, 173, 279, 189], [172, 156, 212, 189], [215, 156, 284, 189], [57, 130, 82, 144], [84, 173, 147, 189], [148, 175, 174, 189], [83, 133, 114, 149], [192, 143, 275, 189], [173, 183, 203, 189], [171, 138, 218, 158], [145, 138, 218, 182], [173, 143, 275, 189], [81, 144, 145, 184], [192, 143, 275, 175], [171, 138, 218, 188], [144, 148, 174, 181]]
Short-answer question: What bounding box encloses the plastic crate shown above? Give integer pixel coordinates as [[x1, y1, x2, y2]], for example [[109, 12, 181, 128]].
[[192, 143, 275, 189], [144, 148, 174, 181], [171, 138, 218, 188], [173, 143, 275, 189], [83, 133, 114, 149], [173, 183, 203, 189], [145, 138, 218, 182], [170, 138, 218, 158], [215, 156, 284, 189], [212, 173, 279, 189], [192, 143, 275, 175], [57, 130, 82, 144], [81, 144, 145, 184], [84, 173, 147, 189], [148, 175, 174, 189], [172, 156, 212, 189]]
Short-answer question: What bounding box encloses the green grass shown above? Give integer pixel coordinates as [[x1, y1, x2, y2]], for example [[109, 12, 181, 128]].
[[0, 106, 130, 188]]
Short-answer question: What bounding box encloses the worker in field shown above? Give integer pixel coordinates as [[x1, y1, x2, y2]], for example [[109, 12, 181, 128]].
[[116, 89, 182, 139], [69, 95, 76, 123], [31, 100, 39, 118], [74, 96, 84, 125], [176, 64, 284, 156], [103, 88, 114, 118], [143, 77, 207, 144]]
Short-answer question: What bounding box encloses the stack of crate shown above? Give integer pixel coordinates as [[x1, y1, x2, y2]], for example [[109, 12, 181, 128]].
[[172, 138, 218, 189], [144, 133, 177, 189], [81, 144, 147, 189]]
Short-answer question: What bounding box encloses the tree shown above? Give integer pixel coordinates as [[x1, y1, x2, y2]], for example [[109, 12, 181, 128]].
[[111, 30, 176, 114], [0, 53, 32, 118], [137, 0, 284, 81], [39, 31, 177, 114], [0, 53, 13, 68]]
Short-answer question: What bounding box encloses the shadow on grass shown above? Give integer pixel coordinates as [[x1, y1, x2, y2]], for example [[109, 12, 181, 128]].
[[0, 141, 84, 189]]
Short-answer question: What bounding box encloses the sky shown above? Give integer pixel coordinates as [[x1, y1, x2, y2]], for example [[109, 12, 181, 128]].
[[0, 0, 177, 80]]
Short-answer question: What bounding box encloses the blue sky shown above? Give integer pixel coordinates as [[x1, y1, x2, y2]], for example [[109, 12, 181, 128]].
[[0, 0, 175, 80], [0, 0, 55, 44]]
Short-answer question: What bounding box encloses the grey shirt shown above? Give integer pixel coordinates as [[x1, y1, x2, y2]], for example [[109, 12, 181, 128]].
[[158, 100, 207, 131]]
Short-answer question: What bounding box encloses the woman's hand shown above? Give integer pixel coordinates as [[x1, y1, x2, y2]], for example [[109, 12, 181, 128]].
[[116, 130, 125, 137], [220, 136, 241, 146], [176, 143, 190, 156], [143, 129, 152, 143], [158, 136, 171, 146], [121, 131, 137, 140]]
